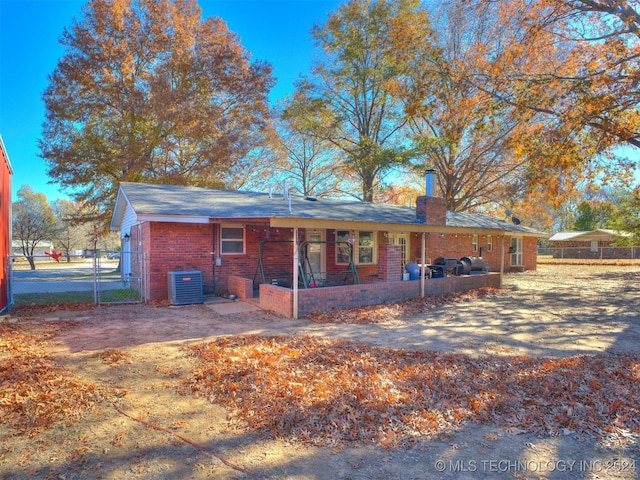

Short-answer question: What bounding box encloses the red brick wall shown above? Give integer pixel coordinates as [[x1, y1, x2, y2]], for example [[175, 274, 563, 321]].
[[228, 275, 253, 300], [141, 221, 535, 302], [296, 273, 501, 316], [144, 222, 215, 301], [325, 230, 380, 282], [217, 225, 294, 292], [408, 232, 537, 273], [416, 196, 447, 225], [522, 236, 538, 271], [142, 223, 298, 300], [259, 283, 293, 317], [0, 147, 10, 311], [377, 244, 402, 281]]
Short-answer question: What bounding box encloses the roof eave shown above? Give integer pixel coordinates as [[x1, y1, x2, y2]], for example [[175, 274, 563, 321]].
[[269, 216, 546, 236], [109, 186, 129, 231], [0, 135, 12, 175]]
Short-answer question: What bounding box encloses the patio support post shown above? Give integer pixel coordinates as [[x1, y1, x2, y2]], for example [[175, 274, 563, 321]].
[[500, 236, 505, 288], [293, 227, 299, 319], [420, 232, 426, 298]]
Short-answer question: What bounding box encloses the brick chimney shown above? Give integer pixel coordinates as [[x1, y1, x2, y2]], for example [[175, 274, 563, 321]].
[[416, 169, 447, 225]]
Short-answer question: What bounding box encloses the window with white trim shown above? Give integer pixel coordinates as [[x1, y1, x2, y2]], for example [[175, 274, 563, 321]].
[[388, 233, 411, 265], [487, 235, 493, 252], [220, 225, 245, 254], [472, 234, 478, 252], [336, 230, 378, 265]]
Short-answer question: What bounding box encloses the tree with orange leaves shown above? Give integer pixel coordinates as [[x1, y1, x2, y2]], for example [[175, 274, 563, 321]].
[[40, 0, 274, 224], [468, 0, 639, 198]]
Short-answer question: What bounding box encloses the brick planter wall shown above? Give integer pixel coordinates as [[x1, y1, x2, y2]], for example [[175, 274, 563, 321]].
[[259, 283, 293, 317], [255, 272, 502, 318], [228, 275, 254, 300]]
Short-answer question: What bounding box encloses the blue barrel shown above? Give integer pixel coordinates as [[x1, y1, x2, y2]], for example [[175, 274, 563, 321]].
[[405, 262, 420, 280]]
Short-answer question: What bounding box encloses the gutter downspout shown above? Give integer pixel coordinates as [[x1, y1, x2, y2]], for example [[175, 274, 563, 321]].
[[420, 232, 426, 298], [293, 227, 299, 319]]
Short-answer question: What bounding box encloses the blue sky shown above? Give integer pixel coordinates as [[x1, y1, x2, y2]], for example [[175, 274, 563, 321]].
[[0, 0, 342, 202], [1, 1, 637, 206]]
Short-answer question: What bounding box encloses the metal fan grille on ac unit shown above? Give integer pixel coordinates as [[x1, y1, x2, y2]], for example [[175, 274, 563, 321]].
[[168, 271, 203, 305]]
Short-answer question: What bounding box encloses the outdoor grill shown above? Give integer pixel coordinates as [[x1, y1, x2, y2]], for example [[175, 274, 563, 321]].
[[431, 256, 487, 276], [460, 256, 486, 274], [433, 256, 462, 276]]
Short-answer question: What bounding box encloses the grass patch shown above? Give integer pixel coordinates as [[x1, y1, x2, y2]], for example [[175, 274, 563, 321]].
[[13, 288, 141, 305], [14, 291, 95, 305], [99, 288, 141, 303]]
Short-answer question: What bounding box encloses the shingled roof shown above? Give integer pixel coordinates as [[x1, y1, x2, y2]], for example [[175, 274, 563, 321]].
[[111, 182, 544, 236]]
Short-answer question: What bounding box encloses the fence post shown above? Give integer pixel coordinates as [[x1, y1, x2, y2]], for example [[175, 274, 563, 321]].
[[6, 255, 13, 309], [93, 251, 98, 305], [144, 251, 149, 302]]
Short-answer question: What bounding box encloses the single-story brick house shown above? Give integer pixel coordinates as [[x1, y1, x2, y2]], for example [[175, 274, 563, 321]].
[[547, 229, 637, 259], [110, 181, 545, 317]]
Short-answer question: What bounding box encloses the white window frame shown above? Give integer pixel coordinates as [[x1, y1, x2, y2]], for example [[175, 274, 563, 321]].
[[511, 237, 523, 266], [487, 235, 493, 252], [590, 241, 598, 253], [472, 234, 478, 252], [220, 224, 245, 255], [336, 230, 378, 265], [388, 232, 411, 265]]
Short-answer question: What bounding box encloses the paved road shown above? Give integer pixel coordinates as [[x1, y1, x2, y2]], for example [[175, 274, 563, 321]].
[[11, 260, 124, 294]]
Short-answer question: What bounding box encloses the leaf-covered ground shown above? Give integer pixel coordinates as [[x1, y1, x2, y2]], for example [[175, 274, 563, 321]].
[[0, 322, 107, 436], [184, 335, 640, 448]]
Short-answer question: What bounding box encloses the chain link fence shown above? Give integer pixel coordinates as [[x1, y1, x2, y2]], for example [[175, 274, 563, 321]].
[[538, 246, 640, 260], [8, 249, 145, 306]]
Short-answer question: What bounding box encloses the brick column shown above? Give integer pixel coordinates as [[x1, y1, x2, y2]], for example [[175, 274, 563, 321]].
[[378, 244, 402, 282]]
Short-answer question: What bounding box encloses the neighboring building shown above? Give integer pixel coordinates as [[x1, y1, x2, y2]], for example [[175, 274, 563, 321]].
[[0, 136, 12, 312], [548, 230, 638, 259], [110, 181, 545, 317], [11, 240, 56, 257]]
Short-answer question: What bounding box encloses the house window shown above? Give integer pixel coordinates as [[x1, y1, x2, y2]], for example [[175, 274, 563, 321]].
[[358, 231, 375, 264], [388, 233, 411, 265], [511, 237, 523, 266], [472, 234, 478, 252], [336, 230, 378, 265], [336, 230, 351, 264], [487, 235, 493, 252], [590, 241, 598, 253], [220, 225, 245, 254]]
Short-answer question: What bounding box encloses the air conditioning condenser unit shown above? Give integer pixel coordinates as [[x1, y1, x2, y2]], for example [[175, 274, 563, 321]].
[[168, 271, 203, 305]]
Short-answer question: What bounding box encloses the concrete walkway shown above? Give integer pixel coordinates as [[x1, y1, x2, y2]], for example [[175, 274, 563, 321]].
[[205, 300, 261, 315]]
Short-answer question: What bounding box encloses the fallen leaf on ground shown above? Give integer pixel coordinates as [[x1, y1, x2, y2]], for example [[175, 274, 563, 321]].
[[183, 336, 640, 448], [303, 288, 500, 324]]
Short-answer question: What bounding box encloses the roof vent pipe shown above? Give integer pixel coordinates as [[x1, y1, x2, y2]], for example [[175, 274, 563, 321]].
[[426, 169, 437, 197]]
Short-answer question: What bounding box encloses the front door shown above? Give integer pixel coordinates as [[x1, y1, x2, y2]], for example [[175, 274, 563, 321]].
[[388, 233, 410, 268], [305, 229, 325, 279], [511, 237, 523, 267]]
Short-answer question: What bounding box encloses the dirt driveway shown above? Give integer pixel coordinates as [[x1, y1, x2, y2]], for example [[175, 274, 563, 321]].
[[2, 264, 639, 479]]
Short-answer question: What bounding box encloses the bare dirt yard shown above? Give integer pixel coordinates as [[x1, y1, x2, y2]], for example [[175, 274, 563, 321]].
[[1, 264, 639, 479]]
